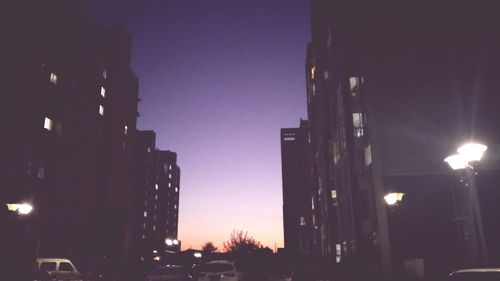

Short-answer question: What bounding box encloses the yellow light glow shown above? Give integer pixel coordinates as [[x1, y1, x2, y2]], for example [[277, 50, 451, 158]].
[[6, 203, 33, 215], [384, 193, 405, 206]]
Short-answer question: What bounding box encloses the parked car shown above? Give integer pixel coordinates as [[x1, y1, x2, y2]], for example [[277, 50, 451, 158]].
[[146, 264, 192, 281], [448, 268, 500, 281], [34, 258, 83, 281], [197, 260, 246, 281]]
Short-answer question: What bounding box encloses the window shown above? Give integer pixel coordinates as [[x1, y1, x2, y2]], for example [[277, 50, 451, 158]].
[[331, 190, 337, 199], [169, 165, 172, 170], [148, 147, 152, 153], [153, 225, 156, 231], [174, 204, 177, 209], [155, 194, 158, 200], [143, 223, 146, 229], [124, 125, 128, 135], [40, 262, 56, 272], [99, 105, 104, 116], [175, 187, 178, 192], [59, 262, 73, 272], [352, 113, 364, 137], [324, 71, 329, 80], [155, 184, 159, 190], [102, 69, 107, 79], [365, 145, 372, 166], [50, 73, 58, 84], [143, 211, 147, 218], [37, 167, 45, 179], [300, 217, 306, 226], [100, 86, 106, 98], [349, 77, 359, 91], [168, 174, 172, 179], [333, 140, 340, 164], [44, 117, 53, 131], [311, 65, 315, 79], [168, 183, 171, 188]]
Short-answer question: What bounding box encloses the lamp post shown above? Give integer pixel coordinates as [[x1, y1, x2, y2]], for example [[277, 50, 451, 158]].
[[444, 143, 488, 266]]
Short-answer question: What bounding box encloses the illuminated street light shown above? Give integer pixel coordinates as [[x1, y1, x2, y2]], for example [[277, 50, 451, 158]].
[[6, 203, 34, 215], [445, 142, 488, 266], [165, 239, 173, 246], [384, 193, 405, 206]]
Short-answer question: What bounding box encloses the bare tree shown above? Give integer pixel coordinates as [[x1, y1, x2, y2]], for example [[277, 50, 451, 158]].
[[201, 241, 218, 253], [223, 230, 262, 255]]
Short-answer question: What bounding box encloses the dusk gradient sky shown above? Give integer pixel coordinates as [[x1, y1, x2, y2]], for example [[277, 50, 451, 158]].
[[81, 0, 310, 251]]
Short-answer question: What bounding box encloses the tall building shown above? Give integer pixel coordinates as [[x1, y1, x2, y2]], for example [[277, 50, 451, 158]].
[[3, 0, 139, 263], [280, 120, 315, 258], [135, 131, 181, 255], [300, 0, 500, 278]]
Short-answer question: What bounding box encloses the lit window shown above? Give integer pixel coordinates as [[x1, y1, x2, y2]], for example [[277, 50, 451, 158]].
[[169, 165, 172, 170], [102, 69, 107, 79], [155, 184, 159, 190], [148, 147, 152, 153], [124, 125, 128, 135], [312, 84, 316, 95], [37, 166, 45, 179], [168, 183, 171, 188], [352, 113, 364, 137], [365, 145, 372, 166], [153, 225, 156, 231], [331, 190, 337, 199], [154, 204, 157, 210], [143, 223, 146, 229], [333, 140, 340, 164], [143, 211, 147, 218], [155, 195, 158, 200], [100, 86, 106, 98], [174, 204, 177, 209], [300, 217, 306, 226], [44, 117, 53, 131], [50, 73, 58, 84], [175, 187, 178, 192], [349, 77, 359, 91], [99, 105, 104, 116], [168, 174, 172, 179], [311, 66, 315, 79]]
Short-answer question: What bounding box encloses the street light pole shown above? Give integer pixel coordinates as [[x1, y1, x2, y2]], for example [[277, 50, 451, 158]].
[[445, 143, 488, 267]]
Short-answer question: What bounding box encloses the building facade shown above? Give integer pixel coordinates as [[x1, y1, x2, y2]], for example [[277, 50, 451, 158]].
[[292, 0, 500, 278], [280, 120, 315, 258]]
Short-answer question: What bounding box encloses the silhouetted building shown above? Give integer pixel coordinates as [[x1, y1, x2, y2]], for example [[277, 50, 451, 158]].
[[134, 131, 181, 255], [303, 0, 500, 278], [280, 120, 315, 257], [3, 0, 139, 263]]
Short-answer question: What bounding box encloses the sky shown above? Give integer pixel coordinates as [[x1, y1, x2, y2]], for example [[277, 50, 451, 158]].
[[80, 0, 310, 251]]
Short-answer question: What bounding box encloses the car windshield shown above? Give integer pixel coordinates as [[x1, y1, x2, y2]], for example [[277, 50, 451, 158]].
[[199, 264, 234, 273]]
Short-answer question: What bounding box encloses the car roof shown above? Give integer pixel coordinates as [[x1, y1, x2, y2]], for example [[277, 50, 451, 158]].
[[37, 258, 73, 263], [451, 268, 500, 274]]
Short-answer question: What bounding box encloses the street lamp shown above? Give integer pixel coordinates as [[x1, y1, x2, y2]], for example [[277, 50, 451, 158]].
[[445, 142, 488, 266], [6, 203, 34, 215], [384, 193, 405, 206]]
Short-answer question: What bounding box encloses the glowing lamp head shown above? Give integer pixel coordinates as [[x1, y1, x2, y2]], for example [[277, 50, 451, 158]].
[[384, 193, 405, 206], [193, 252, 202, 258], [165, 239, 173, 246], [444, 154, 469, 170], [6, 203, 33, 215], [457, 143, 487, 162], [173, 239, 179, 245]]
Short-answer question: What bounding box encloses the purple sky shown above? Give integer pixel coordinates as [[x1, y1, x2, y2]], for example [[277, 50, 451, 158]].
[[81, 0, 310, 250]]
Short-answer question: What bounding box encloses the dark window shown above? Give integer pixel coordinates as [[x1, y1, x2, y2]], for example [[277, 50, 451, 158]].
[[59, 262, 74, 272], [40, 262, 56, 271]]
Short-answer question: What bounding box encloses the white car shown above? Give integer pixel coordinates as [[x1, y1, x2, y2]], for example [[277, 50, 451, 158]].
[[197, 260, 245, 281], [449, 268, 500, 281], [34, 258, 83, 281], [146, 264, 192, 281]]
